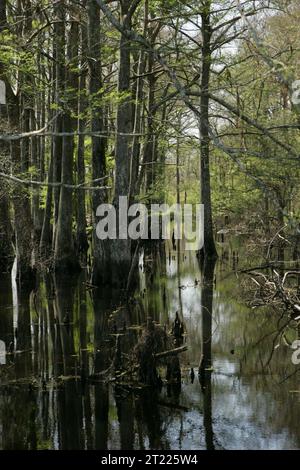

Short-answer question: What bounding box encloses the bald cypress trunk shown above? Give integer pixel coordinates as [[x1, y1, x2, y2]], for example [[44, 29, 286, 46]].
[[54, 5, 80, 272], [0, 0, 34, 282], [110, 0, 133, 286], [87, 0, 108, 285], [52, 2, 65, 244], [0, 189, 13, 273], [40, 34, 57, 254], [9, 96, 34, 282], [76, 19, 88, 264], [0, 62, 13, 272], [200, 3, 217, 259]]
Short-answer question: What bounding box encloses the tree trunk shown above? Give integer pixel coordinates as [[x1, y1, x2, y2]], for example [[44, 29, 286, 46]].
[[176, 116, 181, 205], [87, 0, 108, 285], [52, 1, 65, 246], [40, 154, 53, 254], [76, 18, 88, 264], [200, 3, 217, 259], [130, 49, 146, 200], [0, 91, 13, 272], [40, 31, 57, 255], [0, 0, 34, 282], [144, 50, 157, 195], [110, 0, 133, 285], [137, 49, 156, 195], [130, 0, 149, 199], [32, 41, 44, 246], [54, 9, 80, 272], [0, 194, 13, 273]]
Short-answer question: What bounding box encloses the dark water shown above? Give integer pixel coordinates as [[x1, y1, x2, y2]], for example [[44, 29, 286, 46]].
[[0, 242, 300, 450]]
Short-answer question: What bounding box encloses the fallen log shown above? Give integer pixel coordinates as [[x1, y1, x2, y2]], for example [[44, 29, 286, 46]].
[[155, 345, 187, 360]]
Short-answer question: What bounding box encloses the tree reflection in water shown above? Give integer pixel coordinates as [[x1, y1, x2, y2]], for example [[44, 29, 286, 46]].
[[198, 257, 216, 450], [1, 245, 300, 449]]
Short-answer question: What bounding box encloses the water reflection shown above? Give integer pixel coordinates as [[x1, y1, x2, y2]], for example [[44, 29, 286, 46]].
[[198, 257, 216, 450], [0, 244, 300, 449]]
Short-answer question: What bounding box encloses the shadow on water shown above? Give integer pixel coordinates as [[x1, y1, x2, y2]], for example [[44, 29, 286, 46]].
[[1, 241, 300, 449]]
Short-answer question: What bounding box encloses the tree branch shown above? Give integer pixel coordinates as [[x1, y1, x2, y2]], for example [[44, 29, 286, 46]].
[[0, 172, 110, 191], [155, 345, 187, 360]]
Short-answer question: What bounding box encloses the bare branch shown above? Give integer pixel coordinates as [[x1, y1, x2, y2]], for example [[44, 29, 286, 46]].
[[0, 172, 110, 191]]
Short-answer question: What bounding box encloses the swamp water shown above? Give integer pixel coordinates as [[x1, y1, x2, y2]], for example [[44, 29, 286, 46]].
[[0, 242, 300, 450]]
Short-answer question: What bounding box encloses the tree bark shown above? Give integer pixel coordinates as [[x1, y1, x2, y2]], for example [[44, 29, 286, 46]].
[[0, 0, 34, 282], [200, 2, 217, 259], [0, 193, 13, 273], [40, 29, 57, 254], [52, 0, 65, 246], [76, 18, 88, 263], [110, 0, 133, 285], [87, 0, 109, 285], [40, 154, 53, 254], [0, 84, 13, 272], [54, 6, 80, 272]]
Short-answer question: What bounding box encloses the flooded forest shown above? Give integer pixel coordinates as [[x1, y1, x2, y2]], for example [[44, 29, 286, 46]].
[[1, 0, 300, 451]]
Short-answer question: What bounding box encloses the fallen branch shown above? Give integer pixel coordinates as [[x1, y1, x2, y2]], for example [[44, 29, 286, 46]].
[[245, 268, 300, 317], [239, 264, 277, 273], [155, 345, 187, 360]]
